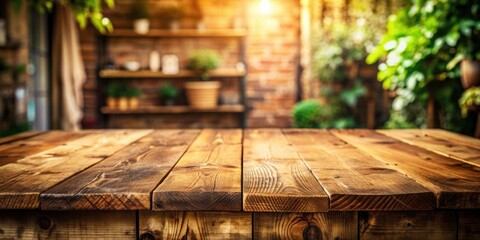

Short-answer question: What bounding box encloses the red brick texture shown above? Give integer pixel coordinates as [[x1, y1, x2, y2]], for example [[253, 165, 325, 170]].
[[79, 0, 300, 128]]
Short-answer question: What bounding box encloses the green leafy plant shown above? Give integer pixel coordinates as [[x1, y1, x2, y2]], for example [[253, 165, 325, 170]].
[[126, 87, 141, 98], [366, 0, 480, 133], [459, 87, 480, 117], [11, 0, 114, 33], [130, 0, 149, 20], [158, 83, 179, 99], [187, 50, 221, 81], [105, 83, 120, 98], [292, 100, 324, 128]]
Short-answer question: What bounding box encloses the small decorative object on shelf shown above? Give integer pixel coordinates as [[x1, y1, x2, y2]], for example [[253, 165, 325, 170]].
[[158, 83, 179, 106], [149, 51, 160, 72], [162, 55, 179, 75], [124, 61, 140, 71], [130, 0, 150, 34], [185, 50, 221, 109], [105, 83, 120, 108]]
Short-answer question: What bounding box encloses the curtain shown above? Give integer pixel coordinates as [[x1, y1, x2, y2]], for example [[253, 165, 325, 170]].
[[53, 5, 85, 130]]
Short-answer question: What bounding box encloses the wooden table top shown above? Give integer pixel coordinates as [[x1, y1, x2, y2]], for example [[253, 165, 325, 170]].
[[0, 129, 479, 212]]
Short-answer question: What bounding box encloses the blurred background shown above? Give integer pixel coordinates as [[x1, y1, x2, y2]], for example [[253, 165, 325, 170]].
[[0, 0, 478, 137]]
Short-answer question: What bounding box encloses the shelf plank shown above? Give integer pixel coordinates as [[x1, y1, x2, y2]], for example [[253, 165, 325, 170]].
[[104, 29, 247, 38], [99, 69, 245, 79], [101, 105, 245, 114]]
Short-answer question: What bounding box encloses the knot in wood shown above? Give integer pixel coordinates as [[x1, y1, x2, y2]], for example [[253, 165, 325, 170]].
[[303, 225, 322, 240], [140, 232, 155, 240], [37, 216, 52, 231]]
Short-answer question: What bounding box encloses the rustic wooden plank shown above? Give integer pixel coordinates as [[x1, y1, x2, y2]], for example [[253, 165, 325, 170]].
[[379, 129, 480, 167], [0, 131, 91, 166], [0, 210, 135, 239], [420, 129, 480, 150], [153, 129, 242, 211], [0, 131, 43, 145], [0, 130, 152, 209], [332, 130, 480, 209], [139, 211, 252, 240], [458, 211, 480, 240], [41, 130, 199, 210], [254, 212, 357, 239], [359, 211, 457, 240], [283, 129, 435, 211], [243, 129, 329, 212]]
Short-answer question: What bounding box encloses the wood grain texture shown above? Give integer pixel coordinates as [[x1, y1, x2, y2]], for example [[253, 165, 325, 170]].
[[283, 129, 435, 211], [0, 131, 43, 145], [0, 210, 135, 239], [332, 130, 480, 209], [153, 129, 242, 211], [359, 211, 457, 240], [139, 211, 251, 240], [0, 130, 151, 209], [41, 130, 199, 210], [379, 129, 480, 167], [0, 131, 90, 166], [458, 211, 480, 240], [254, 212, 357, 240], [243, 129, 328, 212]]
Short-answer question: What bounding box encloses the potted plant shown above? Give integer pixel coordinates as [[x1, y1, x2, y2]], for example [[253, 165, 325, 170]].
[[158, 83, 179, 106], [117, 85, 129, 111], [459, 87, 480, 117], [130, 0, 150, 34], [159, 4, 184, 30], [126, 87, 142, 110], [185, 50, 221, 109], [105, 83, 120, 108]]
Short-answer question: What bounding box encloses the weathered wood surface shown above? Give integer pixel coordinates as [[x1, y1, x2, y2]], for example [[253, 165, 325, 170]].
[[359, 211, 457, 240], [332, 130, 480, 209], [41, 130, 199, 210], [0, 131, 43, 145], [284, 129, 435, 211], [139, 211, 252, 240], [254, 212, 357, 240], [153, 129, 243, 211], [379, 129, 480, 167], [0, 210, 136, 239], [243, 129, 329, 212], [0, 130, 151, 209], [0, 131, 90, 166], [458, 211, 480, 240]]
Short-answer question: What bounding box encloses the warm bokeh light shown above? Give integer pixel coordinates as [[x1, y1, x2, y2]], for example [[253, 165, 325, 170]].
[[259, 0, 273, 15]]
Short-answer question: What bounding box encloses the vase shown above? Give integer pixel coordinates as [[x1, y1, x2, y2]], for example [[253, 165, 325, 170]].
[[133, 19, 150, 34], [461, 59, 480, 89]]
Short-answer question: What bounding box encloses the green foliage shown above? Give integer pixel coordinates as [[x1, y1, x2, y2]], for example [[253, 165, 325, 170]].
[[130, 0, 149, 20], [367, 0, 480, 133], [11, 0, 114, 33], [459, 87, 480, 117], [105, 83, 120, 97], [187, 50, 221, 81], [126, 87, 141, 98], [0, 122, 31, 138], [158, 83, 179, 99], [292, 100, 324, 128]]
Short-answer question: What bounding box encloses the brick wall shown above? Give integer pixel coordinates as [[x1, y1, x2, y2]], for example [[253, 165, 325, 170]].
[[79, 0, 300, 128]]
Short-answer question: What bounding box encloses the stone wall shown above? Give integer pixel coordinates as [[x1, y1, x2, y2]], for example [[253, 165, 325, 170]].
[[79, 0, 300, 128]]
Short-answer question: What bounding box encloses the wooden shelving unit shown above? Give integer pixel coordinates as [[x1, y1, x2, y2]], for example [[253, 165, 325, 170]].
[[104, 29, 247, 38], [99, 69, 246, 79], [101, 105, 245, 114], [97, 27, 248, 128]]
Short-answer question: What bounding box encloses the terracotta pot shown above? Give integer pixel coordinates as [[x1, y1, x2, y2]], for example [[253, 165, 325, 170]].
[[184, 81, 220, 109], [461, 59, 480, 89], [128, 98, 139, 110], [107, 97, 117, 109], [118, 97, 129, 111]]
